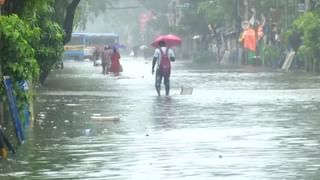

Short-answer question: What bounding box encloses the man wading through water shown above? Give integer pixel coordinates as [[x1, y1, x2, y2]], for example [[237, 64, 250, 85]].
[[152, 41, 175, 96], [102, 46, 112, 74]]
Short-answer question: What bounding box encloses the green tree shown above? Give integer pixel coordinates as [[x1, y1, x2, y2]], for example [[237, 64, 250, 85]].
[[0, 0, 79, 117], [53, 0, 81, 44], [292, 11, 320, 72], [29, 2, 65, 84], [2, 0, 81, 84], [198, 0, 237, 27], [0, 14, 39, 112]]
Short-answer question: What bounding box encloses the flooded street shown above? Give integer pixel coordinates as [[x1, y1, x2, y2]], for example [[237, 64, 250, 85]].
[[2, 57, 320, 179]]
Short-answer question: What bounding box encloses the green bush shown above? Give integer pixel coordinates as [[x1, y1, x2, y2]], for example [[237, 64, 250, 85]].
[[264, 45, 279, 62]]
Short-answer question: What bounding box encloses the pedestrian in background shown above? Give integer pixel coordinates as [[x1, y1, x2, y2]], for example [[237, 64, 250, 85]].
[[109, 48, 121, 76], [102, 46, 111, 74], [93, 46, 100, 66]]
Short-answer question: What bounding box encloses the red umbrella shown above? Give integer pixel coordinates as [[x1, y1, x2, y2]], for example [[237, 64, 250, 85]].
[[151, 34, 182, 48]]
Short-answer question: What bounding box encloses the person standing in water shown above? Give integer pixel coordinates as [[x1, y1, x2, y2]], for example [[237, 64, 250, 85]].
[[109, 48, 121, 76], [93, 46, 100, 66], [152, 41, 175, 96], [101, 46, 111, 74]]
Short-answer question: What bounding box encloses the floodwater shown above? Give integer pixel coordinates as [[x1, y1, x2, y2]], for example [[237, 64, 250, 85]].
[[1, 57, 320, 179]]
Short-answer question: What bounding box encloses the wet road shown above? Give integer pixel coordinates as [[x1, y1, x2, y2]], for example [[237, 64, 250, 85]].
[[1, 57, 320, 179]]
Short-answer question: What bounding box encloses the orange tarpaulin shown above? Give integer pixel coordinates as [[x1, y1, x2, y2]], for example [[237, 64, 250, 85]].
[[0, 0, 6, 6], [241, 28, 257, 52]]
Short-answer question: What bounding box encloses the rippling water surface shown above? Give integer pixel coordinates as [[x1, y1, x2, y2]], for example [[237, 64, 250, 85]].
[[1, 58, 320, 179]]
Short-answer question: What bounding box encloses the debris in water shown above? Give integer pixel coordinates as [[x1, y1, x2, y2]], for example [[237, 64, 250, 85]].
[[85, 129, 91, 135], [91, 115, 120, 122]]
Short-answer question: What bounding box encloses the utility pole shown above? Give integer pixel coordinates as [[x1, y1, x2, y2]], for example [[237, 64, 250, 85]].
[[285, 0, 288, 30], [0, 1, 3, 124], [244, 0, 249, 20], [305, 0, 310, 11], [236, 0, 242, 65]]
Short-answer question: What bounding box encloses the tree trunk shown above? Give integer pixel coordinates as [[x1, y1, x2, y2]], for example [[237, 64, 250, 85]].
[[312, 58, 319, 73], [304, 59, 309, 72], [39, 69, 50, 84], [2, 0, 24, 15], [63, 0, 80, 44], [53, 0, 68, 26]]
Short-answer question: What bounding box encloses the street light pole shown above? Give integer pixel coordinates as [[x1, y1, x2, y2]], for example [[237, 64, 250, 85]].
[[244, 0, 249, 20], [285, 0, 288, 29], [0, 3, 3, 124]]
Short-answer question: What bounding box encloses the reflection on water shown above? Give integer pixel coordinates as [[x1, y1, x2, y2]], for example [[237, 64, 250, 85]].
[[1, 59, 320, 179], [151, 97, 177, 130]]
